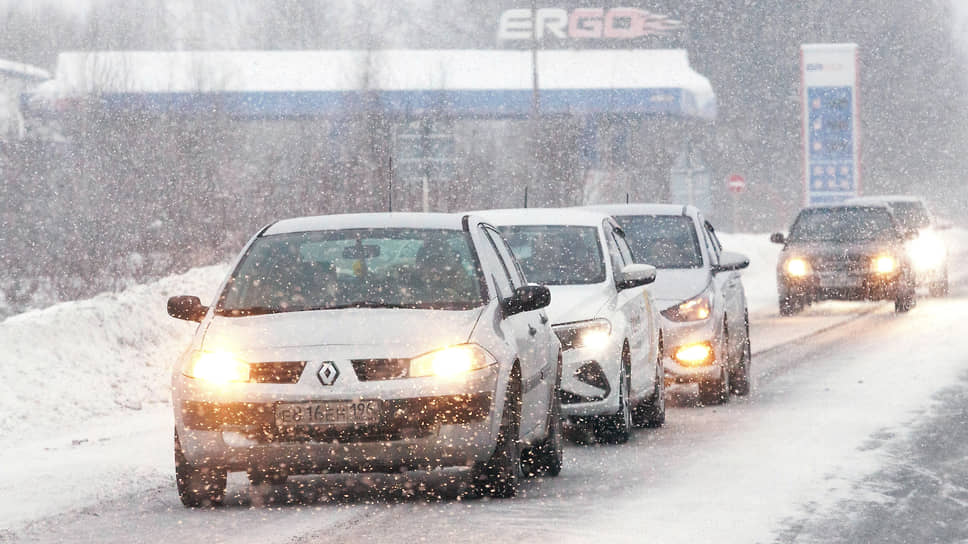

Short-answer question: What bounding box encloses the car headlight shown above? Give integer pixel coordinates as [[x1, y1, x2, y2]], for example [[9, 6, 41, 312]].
[[184, 350, 250, 383], [673, 341, 715, 366], [553, 319, 611, 351], [907, 232, 946, 271], [784, 257, 811, 278], [661, 292, 711, 322], [409, 344, 496, 379], [870, 254, 898, 275]]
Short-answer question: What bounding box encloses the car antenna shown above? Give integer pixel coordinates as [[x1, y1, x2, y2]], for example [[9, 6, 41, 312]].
[[626, 192, 630, 204], [524, 186, 528, 208]]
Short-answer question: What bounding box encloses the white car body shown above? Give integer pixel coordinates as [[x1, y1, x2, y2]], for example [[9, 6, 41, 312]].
[[475, 208, 663, 435], [168, 212, 562, 505], [586, 204, 752, 403]]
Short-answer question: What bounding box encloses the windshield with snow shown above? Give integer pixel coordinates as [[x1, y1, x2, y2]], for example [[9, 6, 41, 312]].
[[889, 201, 931, 230], [217, 228, 483, 314], [612, 215, 703, 269], [789, 207, 898, 243], [499, 225, 606, 285]]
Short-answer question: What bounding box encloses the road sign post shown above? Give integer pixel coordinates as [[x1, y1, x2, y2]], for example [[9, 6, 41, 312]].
[[725, 174, 745, 232]]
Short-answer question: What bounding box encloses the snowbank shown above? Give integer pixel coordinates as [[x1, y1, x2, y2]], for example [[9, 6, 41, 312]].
[[0, 265, 228, 442]]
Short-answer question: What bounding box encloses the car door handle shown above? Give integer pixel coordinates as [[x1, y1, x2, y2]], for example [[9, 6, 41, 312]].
[[539, 313, 549, 324], [528, 325, 538, 337]]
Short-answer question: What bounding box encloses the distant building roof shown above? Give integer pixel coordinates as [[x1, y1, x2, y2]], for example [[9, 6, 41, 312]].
[[27, 49, 716, 120], [0, 59, 51, 82]]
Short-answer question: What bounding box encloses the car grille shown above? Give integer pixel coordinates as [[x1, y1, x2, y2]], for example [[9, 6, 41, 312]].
[[812, 254, 869, 273], [249, 362, 306, 384], [351, 359, 410, 381]]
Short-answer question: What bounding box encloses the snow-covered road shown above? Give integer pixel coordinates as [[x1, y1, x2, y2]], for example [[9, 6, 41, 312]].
[[2, 232, 967, 543]]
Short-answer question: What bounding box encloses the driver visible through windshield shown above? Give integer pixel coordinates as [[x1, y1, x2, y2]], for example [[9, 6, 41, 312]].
[[217, 228, 484, 315]]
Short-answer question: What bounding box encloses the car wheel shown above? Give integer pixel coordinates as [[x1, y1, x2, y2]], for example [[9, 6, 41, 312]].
[[778, 293, 804, 316], [247, 467, 288, 487], [698, 364, 730, 406], [633, 338, 665, 428], [594, 344, 632, 444], [522, 354, 564, 477], [894, 280, 916, 313], [730, 314, 752, 396], [929, 269, 949, 297], [174, 429, 226, 507], [470, 371, 523, 498]]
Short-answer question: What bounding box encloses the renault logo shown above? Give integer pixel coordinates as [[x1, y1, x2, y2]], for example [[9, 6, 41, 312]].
[[317, 362, 339, 386]]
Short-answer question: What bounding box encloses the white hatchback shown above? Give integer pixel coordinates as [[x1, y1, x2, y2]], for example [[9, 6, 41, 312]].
[[167, 213, 563, 506], [476, 208, 664, 444]]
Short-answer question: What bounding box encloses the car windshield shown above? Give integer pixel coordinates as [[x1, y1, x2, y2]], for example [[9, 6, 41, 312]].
[[611, 215, 703, 268], [789, 207, 898, 243], [888, 201, 930, 230], [217, 228, 483, 315], [499, 225, 606, 285]]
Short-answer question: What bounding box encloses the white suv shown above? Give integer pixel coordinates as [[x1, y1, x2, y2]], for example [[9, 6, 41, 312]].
[[167, 213, 562, 506], [476, 209, 664, 444]]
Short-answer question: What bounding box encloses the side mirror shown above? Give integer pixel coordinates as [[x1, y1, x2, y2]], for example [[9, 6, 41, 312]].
[[770, 232, 786, 244], [617, 264, 657, 290], [712, 251, 750, 274], [502, 284, 551, 317], [167, 295, 208, 322]]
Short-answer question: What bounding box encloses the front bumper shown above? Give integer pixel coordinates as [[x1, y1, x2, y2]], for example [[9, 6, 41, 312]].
[[659, 314, 722, 384], [778, 272, 903, 302], [172, 363, 501, 473], [557, 341, 623, 418]]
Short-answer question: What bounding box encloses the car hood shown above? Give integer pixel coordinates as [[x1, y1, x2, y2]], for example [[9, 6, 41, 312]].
[[201, 307, 483, 353], [546, 284, 612, 324], [646, 268, 710, 306]]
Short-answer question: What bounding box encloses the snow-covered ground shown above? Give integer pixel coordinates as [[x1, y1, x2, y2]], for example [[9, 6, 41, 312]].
[[1, 229, 966, 542]]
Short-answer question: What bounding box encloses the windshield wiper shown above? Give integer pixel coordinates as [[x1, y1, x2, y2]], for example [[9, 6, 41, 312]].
[[216, 306, 285, 317]]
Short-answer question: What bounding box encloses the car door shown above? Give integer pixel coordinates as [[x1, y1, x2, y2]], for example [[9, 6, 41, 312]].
[[480, 224, 552, 439], [603, 220, 652, 399], [701, 216, 744, 361]]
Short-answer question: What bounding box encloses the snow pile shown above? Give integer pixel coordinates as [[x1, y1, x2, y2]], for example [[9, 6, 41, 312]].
[[718, 232, 782, 315], [0, 265, 228, 442]]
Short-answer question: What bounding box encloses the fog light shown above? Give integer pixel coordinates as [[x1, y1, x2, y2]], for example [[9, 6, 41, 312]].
[[673, 342, 714, 367]]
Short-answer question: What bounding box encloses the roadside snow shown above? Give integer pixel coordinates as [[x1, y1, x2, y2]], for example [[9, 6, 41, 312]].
[[0, 264, 228, 442]]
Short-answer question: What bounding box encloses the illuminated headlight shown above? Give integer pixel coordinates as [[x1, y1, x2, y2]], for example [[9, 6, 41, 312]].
[[871, 255, 898, 275], [907, 233, 946, 271], [784, 258, 811, 278], [661, 293, 711, 322], [673, 342, 715, 367], [184, 351, 250, 384], [409, 344, 496, 379], [553, 319, 611, 351]]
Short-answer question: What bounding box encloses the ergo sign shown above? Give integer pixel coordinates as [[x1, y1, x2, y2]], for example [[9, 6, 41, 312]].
[[498, 7, 682, 41]]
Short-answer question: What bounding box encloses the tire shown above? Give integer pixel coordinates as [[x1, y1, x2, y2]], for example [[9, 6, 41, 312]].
[[778, 293, 804, 316], [470, 372, 523, 498], [247, 467, 288, 487], [730, 314, 752, 396], [698, 364, 730, 406], [633, 338, 665, 428], [894, 280, 916, 313], [594, 345, 632, 444], [522, 355, 564, 478], [174, 429, 226, 507]]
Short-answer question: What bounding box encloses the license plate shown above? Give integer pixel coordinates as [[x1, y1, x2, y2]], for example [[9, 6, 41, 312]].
[[819, 273, 859, 288], [275, 399, 382, 428]]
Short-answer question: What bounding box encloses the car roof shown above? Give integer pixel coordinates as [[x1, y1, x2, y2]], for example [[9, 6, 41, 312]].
[[262, 212, 470, 236], [583, 203, 697, 218], [471, 207, 613, 227], [801, 202, 892, 211], [845, 194, 926, 205]]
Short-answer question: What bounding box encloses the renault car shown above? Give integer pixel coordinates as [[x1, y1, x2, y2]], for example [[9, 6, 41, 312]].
[[167, 213, 563, 506]]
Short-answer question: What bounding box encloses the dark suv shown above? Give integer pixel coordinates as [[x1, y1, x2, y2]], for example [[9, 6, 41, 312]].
[[771, 204, 916, 316]]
